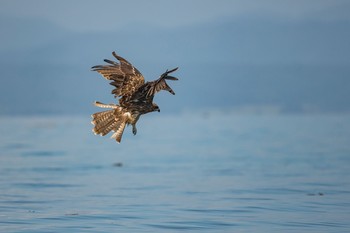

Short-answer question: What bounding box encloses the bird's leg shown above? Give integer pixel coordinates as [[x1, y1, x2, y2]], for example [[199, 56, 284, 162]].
[[132, 124, 137, 135]]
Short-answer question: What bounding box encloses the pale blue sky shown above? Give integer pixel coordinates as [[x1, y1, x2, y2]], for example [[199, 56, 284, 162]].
[[0, 0, 350, 115], [1, 0, 350, 32]]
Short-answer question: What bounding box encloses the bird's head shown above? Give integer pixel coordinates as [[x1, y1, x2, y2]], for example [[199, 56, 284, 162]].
[[152, 103, 160, 112]]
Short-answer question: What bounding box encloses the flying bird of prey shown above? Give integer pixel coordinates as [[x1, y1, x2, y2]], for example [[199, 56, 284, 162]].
[[91, 51, 178, 143]]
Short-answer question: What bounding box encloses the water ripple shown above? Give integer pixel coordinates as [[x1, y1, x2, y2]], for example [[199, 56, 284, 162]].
[[14, 183, 81, 189], [21, 150, 66, 157]]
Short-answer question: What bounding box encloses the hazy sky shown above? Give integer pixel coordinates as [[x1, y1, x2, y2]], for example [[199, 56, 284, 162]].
[[1, 0, 350, 115], [1, 0, 350, 32]]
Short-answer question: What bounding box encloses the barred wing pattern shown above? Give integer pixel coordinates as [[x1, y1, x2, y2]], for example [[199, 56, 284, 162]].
[[91, 51, 178, 143], [91, 52, 145, 98], [146, 67, 179, 97], [127, 67, 179, 104]]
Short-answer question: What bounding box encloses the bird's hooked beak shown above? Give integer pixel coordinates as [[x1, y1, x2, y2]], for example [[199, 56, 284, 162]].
[[154, 105, 160, 112]]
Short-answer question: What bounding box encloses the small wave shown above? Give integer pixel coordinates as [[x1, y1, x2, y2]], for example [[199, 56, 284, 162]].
[[21, 150, 66, 157]]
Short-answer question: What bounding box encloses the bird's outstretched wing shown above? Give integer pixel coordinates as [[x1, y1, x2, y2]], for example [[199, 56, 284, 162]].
[[127, 67, 179, 104], [91, 52, 145, 98], [146, 67, 179, 97]]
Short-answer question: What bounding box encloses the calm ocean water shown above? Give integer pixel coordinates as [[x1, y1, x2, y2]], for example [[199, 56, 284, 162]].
[[0, 113, 349, 232]]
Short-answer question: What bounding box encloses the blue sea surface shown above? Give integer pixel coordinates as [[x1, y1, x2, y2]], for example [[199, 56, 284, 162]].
[[0, 113, 349, 232]]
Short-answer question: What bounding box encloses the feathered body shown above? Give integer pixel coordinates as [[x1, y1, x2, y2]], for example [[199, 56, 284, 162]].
[[91, 52, 178, 143]]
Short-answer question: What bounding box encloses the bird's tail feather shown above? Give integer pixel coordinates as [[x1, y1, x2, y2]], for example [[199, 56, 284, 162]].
[[110, 121, 127, 143], [91, 102, 127, 143]]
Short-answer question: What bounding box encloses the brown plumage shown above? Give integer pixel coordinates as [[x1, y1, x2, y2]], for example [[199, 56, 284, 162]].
[[91, 52, 178, 143]]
